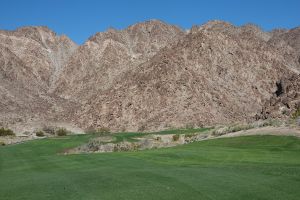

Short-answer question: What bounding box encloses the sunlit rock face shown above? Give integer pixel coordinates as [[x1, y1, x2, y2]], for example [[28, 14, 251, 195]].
[[0, 20, 299, 132]]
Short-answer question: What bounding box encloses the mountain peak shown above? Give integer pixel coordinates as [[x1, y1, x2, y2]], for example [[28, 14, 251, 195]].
[[0, 20, 299, 132]]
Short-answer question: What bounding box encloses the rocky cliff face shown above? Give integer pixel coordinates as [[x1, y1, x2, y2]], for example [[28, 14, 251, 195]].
[[53, 20, 184, 102], [65, 21, 299, 131], [0, 26, 78, 132], [0, 20, 299, 133], [0, 26, 77, 90]]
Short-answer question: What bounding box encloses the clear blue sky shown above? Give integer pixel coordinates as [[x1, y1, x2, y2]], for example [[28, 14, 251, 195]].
[[0, 0, 299, 44]]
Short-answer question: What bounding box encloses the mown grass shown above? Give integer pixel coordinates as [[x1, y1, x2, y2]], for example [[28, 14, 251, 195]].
[[0, 134, 300, 200]]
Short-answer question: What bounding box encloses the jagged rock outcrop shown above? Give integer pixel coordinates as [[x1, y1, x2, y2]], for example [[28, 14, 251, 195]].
[[53, 20, 185, 101], [268, 27, 300, 71], [0, 26, 78, 132], [0, 26, 77, 90], [0, 20, 299, 133], [270, 27, 300, 54], [260, 74, 300, 118], [66, 21, 299, 131]]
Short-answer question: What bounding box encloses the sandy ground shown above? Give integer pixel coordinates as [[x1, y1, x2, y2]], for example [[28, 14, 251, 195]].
[[0, 135, 37, 145], [218, 126, 300, 138]]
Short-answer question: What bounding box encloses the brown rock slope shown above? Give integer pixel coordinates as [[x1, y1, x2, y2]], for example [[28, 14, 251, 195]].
[[268, 27, 300, 71], [54, 20, 184, 101], [0, 26, 77, 90], [0, 45, 49, 127], [0, 20, 299, 132], [0, 26, 78, 131], [61, 21, 300, 131]]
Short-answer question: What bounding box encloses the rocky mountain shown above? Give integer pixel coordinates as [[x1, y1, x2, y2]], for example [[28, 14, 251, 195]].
[[53, 20, 185, 101], [0, 26, 78, 132], [268, 27, 300, 68], [0, 20, 299, 133]]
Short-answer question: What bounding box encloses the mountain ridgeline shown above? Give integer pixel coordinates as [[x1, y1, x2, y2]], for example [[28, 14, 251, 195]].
[[0, 20, 299, 133]]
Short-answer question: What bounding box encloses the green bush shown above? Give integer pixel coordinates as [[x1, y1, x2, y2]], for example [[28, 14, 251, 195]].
[[185, 133, 195, 138], [172, 134, 180, 141], [292, 108, 300, 119], [97, 127, 110, 134], [229, 124, 253, 133], [56, 128, 67, 136], [0, 127, 15, 136], [36, 131, 45, 137], [0, 141, 5, 146]]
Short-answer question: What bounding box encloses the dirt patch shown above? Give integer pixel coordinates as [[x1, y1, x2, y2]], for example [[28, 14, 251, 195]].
[[219, 126, 300, 138], [0, 135, 35, 145]]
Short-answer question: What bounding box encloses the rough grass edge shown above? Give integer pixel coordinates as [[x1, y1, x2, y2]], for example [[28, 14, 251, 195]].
[[212, 119, 285, 136]]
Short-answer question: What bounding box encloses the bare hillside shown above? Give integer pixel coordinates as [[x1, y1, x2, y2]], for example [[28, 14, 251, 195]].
[[0, 20, 299, 132]]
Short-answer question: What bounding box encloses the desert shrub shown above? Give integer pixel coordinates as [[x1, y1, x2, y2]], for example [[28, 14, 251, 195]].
[[185, 133, 195, 138], [56, 128, 67, 136], [251, 119, 284, 128], [172, 134, 180, 141], [211, 130, 218, 136], [97, 127, 110, 134], [229, 124, 253, 133], [196, 122, 204, 128], [292, 108, 300, 119], [36, 131, 45, 137], [132, 143, 140, 151], [155, 136, 161, 141], [212, 124, 255, 136], [261, 119, 284, 127], [212, 127, 229, 136], [0, 127, 15, 136]]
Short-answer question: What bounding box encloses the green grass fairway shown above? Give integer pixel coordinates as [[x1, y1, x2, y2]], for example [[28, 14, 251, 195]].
[[1, 135, 300, 200]]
